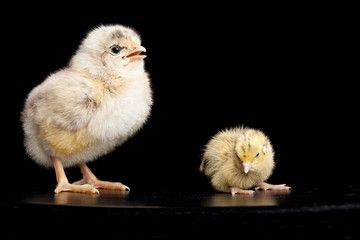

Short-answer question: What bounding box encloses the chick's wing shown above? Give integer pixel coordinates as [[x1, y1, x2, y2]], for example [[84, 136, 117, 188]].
[[24, 70, 101, 154]]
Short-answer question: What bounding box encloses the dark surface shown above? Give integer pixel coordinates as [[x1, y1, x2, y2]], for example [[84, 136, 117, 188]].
[[3, 184, 360, 239]]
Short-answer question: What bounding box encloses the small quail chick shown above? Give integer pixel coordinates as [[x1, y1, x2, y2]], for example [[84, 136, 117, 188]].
[[200, 126, 290, 195], [21, 25, 152, 194]]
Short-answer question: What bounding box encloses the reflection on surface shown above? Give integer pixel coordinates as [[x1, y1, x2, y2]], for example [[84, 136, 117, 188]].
[[24, 189, 291, 208], [25, 189, 133, 208], [54, 189, 130, 206], [54, 192, 100, 205], [201, 190, 291, 207]]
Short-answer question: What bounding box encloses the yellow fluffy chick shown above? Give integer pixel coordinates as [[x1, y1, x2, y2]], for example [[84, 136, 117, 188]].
[[21, 25, 152, 194], [200, 126, 290, 195]]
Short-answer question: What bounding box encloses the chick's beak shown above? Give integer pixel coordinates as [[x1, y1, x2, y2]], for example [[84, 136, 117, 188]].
[[124, 44, 146, 62], [242, 162, 252, 174]]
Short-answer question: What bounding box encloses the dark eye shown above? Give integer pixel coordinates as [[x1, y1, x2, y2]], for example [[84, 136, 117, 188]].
[[255, 152, 260, 158], [110, 45, 122, 55]]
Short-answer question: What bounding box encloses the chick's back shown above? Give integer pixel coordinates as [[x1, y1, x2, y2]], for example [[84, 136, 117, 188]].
[[200, 129, 236, 175], [200, 129, 240, 192]]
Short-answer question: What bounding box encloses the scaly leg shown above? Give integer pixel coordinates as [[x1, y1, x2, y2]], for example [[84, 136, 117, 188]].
[[73, 163, 130, 191], [254, 182, 291, 191], [51, 156, 99, 194], [230, 187, 255, 195]]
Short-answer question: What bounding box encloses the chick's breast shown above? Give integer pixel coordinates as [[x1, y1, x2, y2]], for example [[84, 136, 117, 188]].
[[87, 73, 152, 142]]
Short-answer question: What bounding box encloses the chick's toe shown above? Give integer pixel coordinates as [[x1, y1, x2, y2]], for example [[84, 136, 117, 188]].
[[254, 182, 291, 191], [55, 182, 99, 194], [74, 163, 130, 191], [230, 187, 255, 195]]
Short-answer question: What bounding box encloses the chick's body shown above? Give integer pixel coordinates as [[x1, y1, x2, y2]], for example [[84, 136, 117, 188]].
[[22, 25, 152, 194], [201, 126, 290, 195], [23, 66, 151, 168]]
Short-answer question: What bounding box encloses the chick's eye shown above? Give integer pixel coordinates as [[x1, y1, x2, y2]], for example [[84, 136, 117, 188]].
[[255, 152, 260, 158], [110, 45, 122, 55]]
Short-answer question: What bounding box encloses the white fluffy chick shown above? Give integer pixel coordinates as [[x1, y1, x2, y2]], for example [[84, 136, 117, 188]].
[[200, 126, 290, 195], [22, 25, 152, 194]]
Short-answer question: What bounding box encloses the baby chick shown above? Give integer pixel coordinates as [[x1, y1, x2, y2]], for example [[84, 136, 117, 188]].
[[21, 25, 152, 194], [200, 126, 290, 195]]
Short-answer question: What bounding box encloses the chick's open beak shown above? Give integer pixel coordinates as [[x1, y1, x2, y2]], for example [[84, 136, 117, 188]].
[[124, 45, 146, 62], [242, 162, 252, 174]]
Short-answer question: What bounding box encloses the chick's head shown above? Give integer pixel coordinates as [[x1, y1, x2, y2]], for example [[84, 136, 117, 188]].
[[70, 24, 146, 79], [234, 129, 270, 174]]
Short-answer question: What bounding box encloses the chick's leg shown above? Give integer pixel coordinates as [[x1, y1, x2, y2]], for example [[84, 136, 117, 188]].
[[51, 156, 99, 194], [73, 163, 130, 191], [254, 182, 291, 191]]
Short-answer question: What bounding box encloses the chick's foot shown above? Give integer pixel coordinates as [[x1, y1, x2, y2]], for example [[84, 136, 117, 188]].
[[51, 156, 99, 194], [230, 187, 255, 195], [74, 163, 130, 191], [254, 182, 291, 191]]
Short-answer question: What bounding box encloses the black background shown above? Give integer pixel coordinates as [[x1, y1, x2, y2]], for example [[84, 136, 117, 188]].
[[3, 3, 358, 194]]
